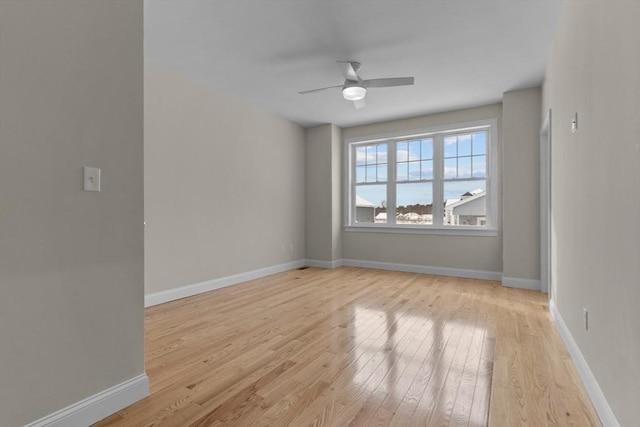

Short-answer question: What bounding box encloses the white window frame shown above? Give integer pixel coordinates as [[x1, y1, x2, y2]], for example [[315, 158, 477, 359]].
[[344, 118, 499, 236]]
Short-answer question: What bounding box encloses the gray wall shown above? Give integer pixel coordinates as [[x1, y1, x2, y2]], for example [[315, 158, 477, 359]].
[[331, 124, 343, 261], [305, 124, 342, 263], [543, 2, 640, 425], [144, 63, 305, 295], [341, 104, 503, 274], [305, 125, 333, 261], [0, 1, 145, 426], [502, 88, 542, 281]]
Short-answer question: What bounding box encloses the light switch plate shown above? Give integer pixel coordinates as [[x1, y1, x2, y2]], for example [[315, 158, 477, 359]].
[[571, 112, 578, 133], [83, 166, 101, 192]]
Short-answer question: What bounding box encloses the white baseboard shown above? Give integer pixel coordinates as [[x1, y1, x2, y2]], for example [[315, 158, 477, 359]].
[[25, 374, 149, 427], [307, 260, 539, 291], [305, 259, 344, 269], [501, 276, 541, 290], [549, 299, 619, 427], [145, 260, 306, 307], [339, 258, 502, 281]]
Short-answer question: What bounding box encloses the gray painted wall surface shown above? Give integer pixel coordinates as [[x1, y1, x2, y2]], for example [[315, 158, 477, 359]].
[[543, 2, 640, 425], [305, 125, 334, 261], [305, 124, 343, 262], [331, 124, 343, 261], [0, 1, 145, 426], [145, 63, 305, 295], [502, 88, 542, 281]]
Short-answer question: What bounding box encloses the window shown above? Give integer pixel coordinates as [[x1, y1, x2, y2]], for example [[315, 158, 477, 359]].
[[346, 119, 497, 234]]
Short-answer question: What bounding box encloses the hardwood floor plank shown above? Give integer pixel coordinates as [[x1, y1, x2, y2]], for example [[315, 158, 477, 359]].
[[348, 390, 388, 426], [450, 312, 487, 426], [91, 267, 600, 427], [468, 335, 494, 427]]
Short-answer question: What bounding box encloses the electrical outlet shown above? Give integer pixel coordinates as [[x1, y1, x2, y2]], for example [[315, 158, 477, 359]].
[[583, 307, 589, 330]]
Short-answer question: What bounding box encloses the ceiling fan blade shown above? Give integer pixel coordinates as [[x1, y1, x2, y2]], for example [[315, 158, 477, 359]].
[[337, 61, 361, 81], [353, 98, 366, 109], [365, 77, 414, 88], [299, 85, 343, 95]]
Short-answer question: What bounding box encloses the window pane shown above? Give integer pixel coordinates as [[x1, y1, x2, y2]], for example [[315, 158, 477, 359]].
[[472, 155, 487, 178], [443, 180, 486, 226], [397, 161, 408, 181], [356, 166, 366, 183], [458, 134, 472, 156], [444, 136, 457, 158], [421, 160, 433, 179], [355, 185, 386, 224], [472, 132, 486, 155], [377, 164, 387, 181], [356, 146, 366, 165], [408, 161, 421, 181], [366, 145, 376, 164], [444, 158, 457, 179], [458, 156, 472, 178], [421, 139, 433, 159], [397, 141, 408, 162], [366, 165, 377, 183], [409, 140, 421, 160], [377, 144, 388, 164], [443, 179, 486, 200], [396, 182, 433, 224]]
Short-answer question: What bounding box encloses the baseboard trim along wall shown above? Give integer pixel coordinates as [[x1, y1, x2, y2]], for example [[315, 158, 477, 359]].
[[145, 260, 307, 307], [332, 258, 502, 281], [501, 276, 541, 290], [146, 259, 538, 309], [305, 259, 344, 269], [549, 299, 619, 427], [24, 374, 149, 427]]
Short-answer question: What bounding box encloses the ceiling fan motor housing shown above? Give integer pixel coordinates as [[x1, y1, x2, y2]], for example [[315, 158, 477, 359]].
[[342, 85, 367, 101]]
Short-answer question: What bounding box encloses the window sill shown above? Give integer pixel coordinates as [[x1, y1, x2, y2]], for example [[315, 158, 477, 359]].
[[344, 225, 499, 237]]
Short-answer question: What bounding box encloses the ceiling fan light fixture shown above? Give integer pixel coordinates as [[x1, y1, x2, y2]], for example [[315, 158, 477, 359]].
[[342, 86, 366, 101]]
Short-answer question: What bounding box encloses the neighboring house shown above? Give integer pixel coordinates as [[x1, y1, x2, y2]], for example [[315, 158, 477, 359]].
[[445, 190, 486, 226], [355, 195, 376, 223], [443, 197, 461, 224]]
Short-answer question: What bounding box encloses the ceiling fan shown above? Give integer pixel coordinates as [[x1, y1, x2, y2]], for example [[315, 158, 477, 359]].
[[299, 61, 415, 109]]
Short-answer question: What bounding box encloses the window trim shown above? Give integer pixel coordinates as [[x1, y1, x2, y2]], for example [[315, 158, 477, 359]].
[[344, 118, 499, 235]]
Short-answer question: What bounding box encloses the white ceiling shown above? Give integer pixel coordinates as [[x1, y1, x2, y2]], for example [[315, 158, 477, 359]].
[[144, 1, 564, 128]]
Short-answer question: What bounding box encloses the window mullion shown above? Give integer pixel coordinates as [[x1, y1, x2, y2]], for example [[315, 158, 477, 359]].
[[433, 134, 444, 226], [387, 141, 396, 225]]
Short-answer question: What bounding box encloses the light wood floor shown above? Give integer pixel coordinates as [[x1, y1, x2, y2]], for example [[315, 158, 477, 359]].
[[94, 267, 600, 426]]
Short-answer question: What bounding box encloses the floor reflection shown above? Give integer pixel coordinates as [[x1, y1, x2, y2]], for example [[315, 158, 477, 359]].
[[344, 296, 493, 425]]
